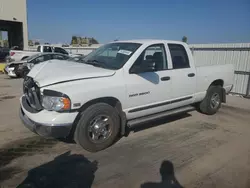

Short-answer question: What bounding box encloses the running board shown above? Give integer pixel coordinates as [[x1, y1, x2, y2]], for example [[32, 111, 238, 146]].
[[127, 105, 195, 128]]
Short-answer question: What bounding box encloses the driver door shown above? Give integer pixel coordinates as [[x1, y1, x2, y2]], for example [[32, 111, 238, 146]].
[[124, 44, 173, 119]]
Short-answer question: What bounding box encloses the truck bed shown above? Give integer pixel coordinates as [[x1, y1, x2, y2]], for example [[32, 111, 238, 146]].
[[194, 64, 234, 102]]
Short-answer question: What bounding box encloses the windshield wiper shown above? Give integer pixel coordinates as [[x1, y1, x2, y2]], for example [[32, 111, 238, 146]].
[[84, 59, 117, 70], [85, 59, 107, 68]]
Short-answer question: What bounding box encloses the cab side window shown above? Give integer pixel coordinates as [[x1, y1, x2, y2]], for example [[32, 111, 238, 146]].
[[43, 46, 52, 53], [32, 54, 51, 64], [168, 44, 190, 69], [131, 44, 167, 73], [34, 56, 44, 63], [53, 54, 68, 60], [54, 47, 69, 55]]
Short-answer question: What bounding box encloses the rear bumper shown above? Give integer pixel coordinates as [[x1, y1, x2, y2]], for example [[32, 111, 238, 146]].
[[20, 96, 78, 138]]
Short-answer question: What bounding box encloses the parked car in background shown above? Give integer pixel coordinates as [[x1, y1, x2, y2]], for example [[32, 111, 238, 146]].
[[5, 52, 69, 78], [19, 40, 234, 152], [9, 45, 70, 62]]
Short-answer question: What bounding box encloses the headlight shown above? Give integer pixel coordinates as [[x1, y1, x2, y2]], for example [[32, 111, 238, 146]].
[[41, 90, 71, 111]]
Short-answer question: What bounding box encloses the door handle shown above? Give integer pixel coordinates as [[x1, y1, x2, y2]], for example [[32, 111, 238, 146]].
[[188, 73, 195, 77], [161, 76, 171, 81]]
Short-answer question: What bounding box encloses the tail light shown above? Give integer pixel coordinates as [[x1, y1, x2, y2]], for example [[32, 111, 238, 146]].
[[10, 52, 15, 56]]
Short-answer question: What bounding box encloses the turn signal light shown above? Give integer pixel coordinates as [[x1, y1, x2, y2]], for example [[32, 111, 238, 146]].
[[62, 97, 71, 110]]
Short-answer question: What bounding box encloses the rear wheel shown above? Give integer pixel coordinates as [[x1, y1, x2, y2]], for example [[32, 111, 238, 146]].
[[74, 103, 120, 152], [199, 86, 222, 115]]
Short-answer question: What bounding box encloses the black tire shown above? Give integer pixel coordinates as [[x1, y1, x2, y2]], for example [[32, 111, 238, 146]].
[[199, 86, 222, 115], [74, 103, 120, 152]]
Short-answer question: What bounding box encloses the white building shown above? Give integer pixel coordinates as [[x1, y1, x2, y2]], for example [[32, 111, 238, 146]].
[[0, 0, 28, 49]]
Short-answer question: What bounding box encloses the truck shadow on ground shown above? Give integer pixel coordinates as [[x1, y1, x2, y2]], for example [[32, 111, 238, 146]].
[[141, 160, 184, 188], [17, 151, 98, 188], [0, 136, 58, 182]]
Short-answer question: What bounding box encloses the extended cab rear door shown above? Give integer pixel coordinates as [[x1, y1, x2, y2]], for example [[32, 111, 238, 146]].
[[165, 43, 196, 108]]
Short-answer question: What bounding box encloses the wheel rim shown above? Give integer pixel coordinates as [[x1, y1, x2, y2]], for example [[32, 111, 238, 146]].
[[88, 115, 112, 143], [210, 93, 220, 109]]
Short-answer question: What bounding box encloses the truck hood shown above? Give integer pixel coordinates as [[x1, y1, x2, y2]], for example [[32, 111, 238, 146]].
[[28, 59, 116, 87]]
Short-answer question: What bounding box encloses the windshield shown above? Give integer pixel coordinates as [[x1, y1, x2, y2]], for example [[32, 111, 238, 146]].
[[79, 42, 142, 70]]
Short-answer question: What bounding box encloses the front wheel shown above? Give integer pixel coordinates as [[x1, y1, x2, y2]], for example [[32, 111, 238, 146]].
[[74, 103, 120, 152], [199, 86, 222, 115]]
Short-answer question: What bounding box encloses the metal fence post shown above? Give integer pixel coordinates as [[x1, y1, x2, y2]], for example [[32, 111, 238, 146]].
[[246, 74, 250, 98]]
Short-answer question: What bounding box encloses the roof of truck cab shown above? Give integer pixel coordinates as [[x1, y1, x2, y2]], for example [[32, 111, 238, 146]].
[[111, 39, 186, 45], [36, 52, 68, 55]]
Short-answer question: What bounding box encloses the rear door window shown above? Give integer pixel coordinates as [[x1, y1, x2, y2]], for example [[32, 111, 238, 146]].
[[168, 44, 190, 69]]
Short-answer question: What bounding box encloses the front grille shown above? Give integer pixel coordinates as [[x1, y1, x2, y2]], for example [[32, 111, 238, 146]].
[[23, 77, 43, 111]]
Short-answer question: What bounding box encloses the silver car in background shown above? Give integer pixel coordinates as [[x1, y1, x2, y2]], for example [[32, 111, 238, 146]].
[[5, 52, 69, 78]]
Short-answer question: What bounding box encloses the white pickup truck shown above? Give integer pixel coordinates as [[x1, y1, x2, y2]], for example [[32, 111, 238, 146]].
[[9, 45, 69, 61], [19, 40, 234, 152]]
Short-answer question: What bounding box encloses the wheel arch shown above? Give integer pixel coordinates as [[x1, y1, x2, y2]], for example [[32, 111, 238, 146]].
[[210, 79, 224, 87], [209, 79, 226, 102], [69, 97, 127, 140]]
